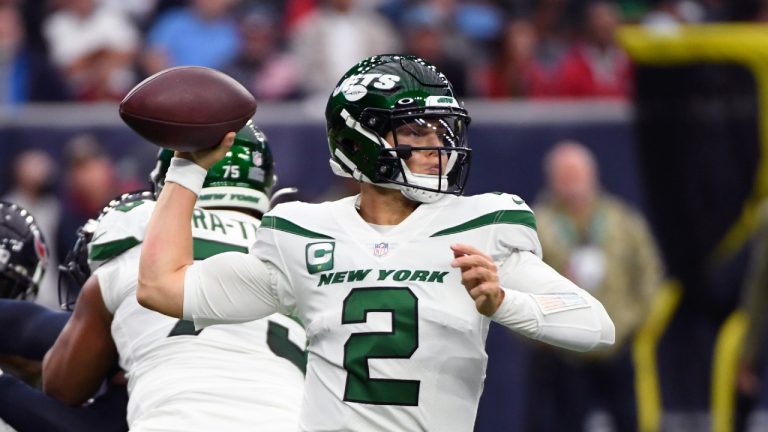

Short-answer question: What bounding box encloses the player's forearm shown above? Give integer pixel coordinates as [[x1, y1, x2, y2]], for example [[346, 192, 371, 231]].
[[43, 329, 109, 406], [138, 159, 205, 318], [43, 276, 119, 405], [491, 289, 615, 351], [493, 251, 615, 351], [42, 348, 97, 405]]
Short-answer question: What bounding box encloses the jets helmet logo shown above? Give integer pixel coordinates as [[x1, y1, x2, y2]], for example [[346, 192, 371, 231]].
[[332, 74, 401, 101]]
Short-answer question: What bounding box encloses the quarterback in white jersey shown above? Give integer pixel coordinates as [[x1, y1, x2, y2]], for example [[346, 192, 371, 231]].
[[139, 56, 615, 431], [43, 123, 306, 431]]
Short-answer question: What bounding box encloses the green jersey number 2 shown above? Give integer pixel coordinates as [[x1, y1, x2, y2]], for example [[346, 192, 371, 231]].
[[342, 287, 419, 406]]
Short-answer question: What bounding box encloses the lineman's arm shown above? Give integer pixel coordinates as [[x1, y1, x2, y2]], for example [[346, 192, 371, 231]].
[[42, 275, 117, 405], [137, 134, 235, 317]]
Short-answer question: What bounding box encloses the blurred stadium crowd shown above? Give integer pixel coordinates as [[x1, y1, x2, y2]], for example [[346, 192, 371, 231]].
[[3, 0, 768, 106]]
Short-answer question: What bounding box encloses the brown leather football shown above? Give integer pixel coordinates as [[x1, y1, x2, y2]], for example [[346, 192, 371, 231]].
[[119, 66, 256, 152]]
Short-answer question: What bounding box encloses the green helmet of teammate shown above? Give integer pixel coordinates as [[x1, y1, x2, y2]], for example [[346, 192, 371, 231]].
[[325, 54, 472, 203], [150, 120, 275, 214]]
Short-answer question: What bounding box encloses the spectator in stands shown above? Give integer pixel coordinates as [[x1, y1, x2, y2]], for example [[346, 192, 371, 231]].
[[3, 150, 61, 310], [738, 198, 768, 432], [401, 4, 469, 97], [475, 18, 558, 98], [42, 0, 139, 101], [557, 1, 631, 98], [142, 0, 241, 75], [224, 6, 301, 101], [454, 0, 505, 54], [526, 140, 662, 432], [0, 2, 68, 104], [282, 0, 314, 32], [99, 0, 160, 27], [56, 134, 117, 267], [291, 0, 400, 100], [530, 0, 571, 71]]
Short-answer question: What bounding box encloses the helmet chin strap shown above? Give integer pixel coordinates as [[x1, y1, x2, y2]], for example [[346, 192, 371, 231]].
[[398, 168, 449, 204], [401, 186, 445, 204], [331, 146, 453, 203]]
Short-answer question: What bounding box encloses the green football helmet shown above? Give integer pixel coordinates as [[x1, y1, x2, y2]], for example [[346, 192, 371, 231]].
[[150, 120, 276, 214], [326, 55, 472, 203]]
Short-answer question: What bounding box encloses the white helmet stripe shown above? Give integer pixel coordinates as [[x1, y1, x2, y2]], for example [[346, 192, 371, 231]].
[[341, 109, 389, 148]]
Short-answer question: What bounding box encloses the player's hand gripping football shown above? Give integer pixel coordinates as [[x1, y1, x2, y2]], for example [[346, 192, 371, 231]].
[[175, 132, 236, 170], [450, 244, 505, 316]]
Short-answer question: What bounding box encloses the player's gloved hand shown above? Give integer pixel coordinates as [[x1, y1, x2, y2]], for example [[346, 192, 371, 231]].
[[175, 132, 236, 170], [450, 244, 505, 317]]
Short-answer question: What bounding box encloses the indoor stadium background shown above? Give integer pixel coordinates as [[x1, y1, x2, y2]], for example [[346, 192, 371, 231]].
[[1, 1, 767, 431]]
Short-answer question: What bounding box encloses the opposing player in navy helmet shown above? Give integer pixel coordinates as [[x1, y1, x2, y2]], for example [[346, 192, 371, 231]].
[[0, 201, 48, 300]]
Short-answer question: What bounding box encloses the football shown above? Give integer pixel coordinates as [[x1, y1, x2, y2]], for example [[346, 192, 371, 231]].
[[119, 66, 256, 152]]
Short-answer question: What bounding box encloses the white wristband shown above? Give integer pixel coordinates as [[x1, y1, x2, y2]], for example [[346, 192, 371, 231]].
[[164, 157, 207, 195], [490, 288, 542, 338]]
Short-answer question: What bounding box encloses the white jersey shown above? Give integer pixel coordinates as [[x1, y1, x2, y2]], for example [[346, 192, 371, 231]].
[[255, 193, 540, 431], [183, 192, 613, 431], [89, 199, 306, 432]]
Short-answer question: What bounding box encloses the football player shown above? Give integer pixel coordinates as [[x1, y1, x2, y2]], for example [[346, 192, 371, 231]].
[[43, 121, 306, 431], [0, 201, 47, 301], [139, 55, 615, 431], [0, 200, 128, 432], [0, 200, 64, 360]]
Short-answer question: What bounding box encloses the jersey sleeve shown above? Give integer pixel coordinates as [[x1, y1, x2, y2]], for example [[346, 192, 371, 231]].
[[248, 212, 299, 316], [88, 200, 153, 271], [491, 250, 615, 352], [182, 251, 282, 329], [94, 246, 141, 314], [480, 193, 543, 261]]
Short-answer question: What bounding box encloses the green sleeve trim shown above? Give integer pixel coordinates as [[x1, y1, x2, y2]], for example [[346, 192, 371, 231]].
[[115, 200, 148, 213], [430, 210, 537, 237], [167, 319, 203, 337], [89, 237, 141, 261], [89, 236, 247, 262], [193, 238, 248, 260], [260, 216, 333, 239]]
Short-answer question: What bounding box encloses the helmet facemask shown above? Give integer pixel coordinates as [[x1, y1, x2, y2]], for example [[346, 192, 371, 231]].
[[332, 107, 471, 203], [0, 254, 38, 300], [0, 202, 47, 301], [149, 148, 174, 198], [58, 218, 97, 310], [326, 55, 473, 204], [381, 110, 470, 203]]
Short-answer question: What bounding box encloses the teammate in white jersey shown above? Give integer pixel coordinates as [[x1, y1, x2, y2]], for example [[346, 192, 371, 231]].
[[139, 55, 615, 431], [43, 122, 306, 432]]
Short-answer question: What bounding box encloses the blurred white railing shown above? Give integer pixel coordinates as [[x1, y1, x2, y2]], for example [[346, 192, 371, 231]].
[[0, 99, 632, 128]]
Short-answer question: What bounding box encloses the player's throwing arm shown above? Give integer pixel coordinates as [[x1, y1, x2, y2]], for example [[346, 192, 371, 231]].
[[137, 133, 235, 317]]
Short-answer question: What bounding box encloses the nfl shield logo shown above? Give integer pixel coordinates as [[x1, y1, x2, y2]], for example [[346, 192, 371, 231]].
[[373, 242, 389, 257]]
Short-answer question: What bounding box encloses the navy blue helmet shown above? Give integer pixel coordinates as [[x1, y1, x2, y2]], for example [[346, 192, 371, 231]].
[[0, 201, 48, 300]]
